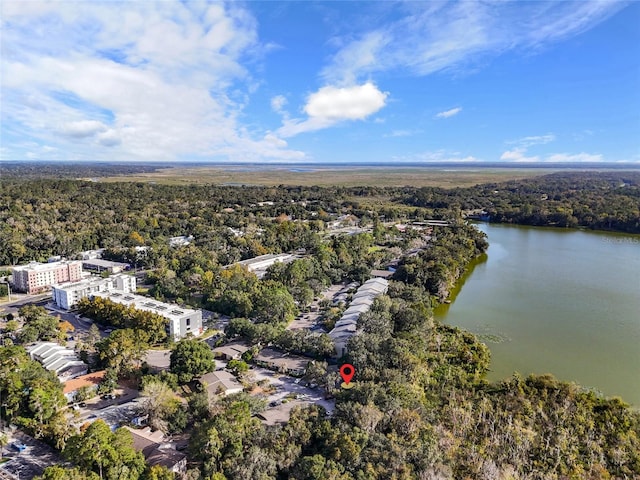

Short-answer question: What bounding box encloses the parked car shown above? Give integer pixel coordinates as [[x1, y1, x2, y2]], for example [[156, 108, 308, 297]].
[[11, 442, 27, 453]]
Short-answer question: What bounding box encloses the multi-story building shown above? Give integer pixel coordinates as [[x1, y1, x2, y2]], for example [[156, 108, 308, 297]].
[[11, 260, 83, 294], [92, 290, 203, 339], [52, 273, 136, 310]]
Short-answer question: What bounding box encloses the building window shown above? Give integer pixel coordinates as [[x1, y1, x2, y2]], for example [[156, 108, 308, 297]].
[[186, 318, 191, 326]]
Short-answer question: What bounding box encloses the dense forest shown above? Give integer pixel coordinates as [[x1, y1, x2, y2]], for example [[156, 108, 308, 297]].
[[1, 171, 639, 269], [406, 172, 640, 233], [1, 170, 639, 479]]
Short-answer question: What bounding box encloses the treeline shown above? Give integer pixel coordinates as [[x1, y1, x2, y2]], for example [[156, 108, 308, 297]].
[[77, 297, 168, 345], [407, 171, 640, 233], [0, 161, 160, 179], [393, 222, 489, 303], [3, 172, 637, 268]]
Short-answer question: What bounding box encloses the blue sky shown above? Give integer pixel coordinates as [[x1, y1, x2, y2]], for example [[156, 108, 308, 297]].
[[1, 1, 638, 163]]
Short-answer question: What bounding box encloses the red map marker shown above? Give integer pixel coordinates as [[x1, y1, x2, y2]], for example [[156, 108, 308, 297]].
[[339, 363, 355, 385]]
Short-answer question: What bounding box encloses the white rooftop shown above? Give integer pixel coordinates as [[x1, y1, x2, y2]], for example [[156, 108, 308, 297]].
[[12, 260, 80, 272], [94, 290, 198, 321]]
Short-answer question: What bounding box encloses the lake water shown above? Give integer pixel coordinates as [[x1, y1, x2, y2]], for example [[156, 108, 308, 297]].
[[435, 223, 640, 405]]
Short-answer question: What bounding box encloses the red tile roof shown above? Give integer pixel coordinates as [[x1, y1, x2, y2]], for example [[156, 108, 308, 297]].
[[63, 370, 106, 394]]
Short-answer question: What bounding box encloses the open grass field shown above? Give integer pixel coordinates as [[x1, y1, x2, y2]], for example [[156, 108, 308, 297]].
[[91, 165, 560, 188]]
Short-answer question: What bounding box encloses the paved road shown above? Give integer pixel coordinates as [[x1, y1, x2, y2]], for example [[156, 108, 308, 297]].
[[145, 349, 171, 371], [0, 295, 50, 315]]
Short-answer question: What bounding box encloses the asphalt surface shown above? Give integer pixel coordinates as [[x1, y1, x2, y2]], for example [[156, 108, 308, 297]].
[[0, 430, 66, 480], [0, 295, 50, 316]]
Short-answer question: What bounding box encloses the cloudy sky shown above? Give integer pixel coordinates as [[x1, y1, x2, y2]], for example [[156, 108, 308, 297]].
[[1, 1, 638, 163]]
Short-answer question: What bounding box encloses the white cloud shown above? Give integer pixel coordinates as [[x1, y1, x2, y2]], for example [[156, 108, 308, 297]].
[[435, 107, 462, 119], [271, 95, 288, 113], [321, 31, 389, 86], [59, 120, 108, 139], [500, 148, 602, 163], [385, 130, 414, 138], [0, 2, 302, 162], [322, 2, 623, 84], [278, 82, 388, 137], [500, 148, 540, 163], [509, 134, 556, 147], [263, 133, 287, 148], [393, 149, 481, 163], [545, 152, 602, 163], [97, 129, 121, 147]]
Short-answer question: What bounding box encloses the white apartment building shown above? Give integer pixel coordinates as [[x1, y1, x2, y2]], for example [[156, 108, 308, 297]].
[[93, 290, 203, 340], [11, 260, 83, 294], [52, 273, 136, 310]]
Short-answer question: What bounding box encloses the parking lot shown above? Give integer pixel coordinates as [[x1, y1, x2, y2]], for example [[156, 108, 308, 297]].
[[287, 283, 349, 331], [216, 358, 335, 415], [0, 430, 66, 479], [70, 387, 142, 428]]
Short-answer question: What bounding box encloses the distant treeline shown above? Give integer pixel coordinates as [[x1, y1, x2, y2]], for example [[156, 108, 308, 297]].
[[406, 171, 640, 233], [0, 161, 160, 179], [1, 172, 638, 269]]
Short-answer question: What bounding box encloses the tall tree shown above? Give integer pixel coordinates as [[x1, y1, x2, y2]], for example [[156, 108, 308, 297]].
[[170, 339, 214, 384]]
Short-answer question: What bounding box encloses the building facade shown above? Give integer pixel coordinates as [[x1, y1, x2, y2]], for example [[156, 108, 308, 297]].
[[52, 273, 136, 310], [93, 290, 203, 339], [81, 259, 130, 274], [11, 260, 83, 294]]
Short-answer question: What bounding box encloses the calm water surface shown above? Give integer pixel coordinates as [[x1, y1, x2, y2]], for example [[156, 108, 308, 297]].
[[435, 223, 640, 405]]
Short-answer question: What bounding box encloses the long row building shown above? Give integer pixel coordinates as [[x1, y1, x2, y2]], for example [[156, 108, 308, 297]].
[[329, 277, 389, 357]]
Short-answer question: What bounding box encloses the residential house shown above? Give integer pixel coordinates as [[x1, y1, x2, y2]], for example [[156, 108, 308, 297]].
[[212, 341, 251, 360], [124, 427, 187, 475], [62, 370, 106, 402], [200, 371, 243, 398]]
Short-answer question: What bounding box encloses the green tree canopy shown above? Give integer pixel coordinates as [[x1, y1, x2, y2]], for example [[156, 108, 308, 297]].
[[170, 338, 214, 384]]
